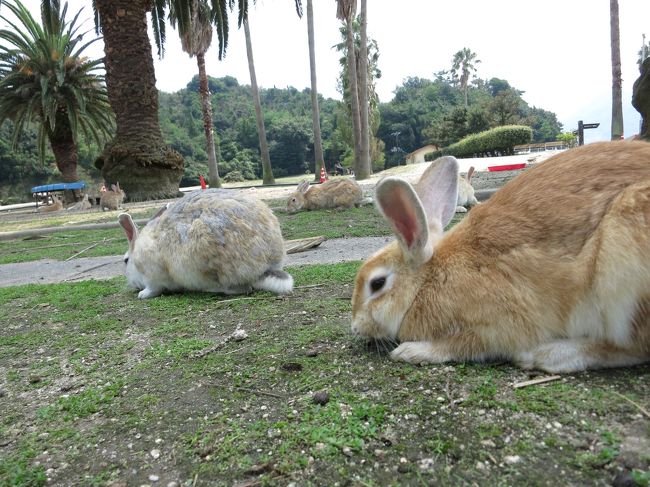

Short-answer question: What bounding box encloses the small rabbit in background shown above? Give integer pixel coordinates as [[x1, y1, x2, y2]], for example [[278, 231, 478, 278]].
[[38, 194, 63, 213], [100, 183, 125, 211], [455, 166, 479, 212], [67, 193, 91, 211], [286, 178, 363, 213], [351, 141, 650, 373], [118, 189, 293, 299]]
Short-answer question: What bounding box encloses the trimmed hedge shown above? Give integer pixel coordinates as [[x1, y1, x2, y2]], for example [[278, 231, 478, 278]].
[[427, 125, 533, 159]]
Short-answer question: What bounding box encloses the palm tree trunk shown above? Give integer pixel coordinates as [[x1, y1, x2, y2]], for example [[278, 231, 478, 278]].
[[307, 0, 325, 182], [356, 0, 371, 179], [345, 17, 363, 177], [610, 0, 624, 140], [94, 0, 184, 201], [244, 19, 274, 185], [197, 51, 221, 188]]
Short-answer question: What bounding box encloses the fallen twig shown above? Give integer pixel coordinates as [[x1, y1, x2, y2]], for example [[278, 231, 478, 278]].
[[65, 241, 101, 261], [513, 375, 562, 389], [612, 390, 650, 419], [63, 260, 120, 282], [191, 328, 248, 358]]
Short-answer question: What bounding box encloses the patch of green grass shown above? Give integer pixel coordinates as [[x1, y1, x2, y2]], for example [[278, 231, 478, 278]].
[[38, 381, 124, 422]]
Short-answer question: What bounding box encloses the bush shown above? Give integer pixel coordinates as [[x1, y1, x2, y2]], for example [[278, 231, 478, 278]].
[[427, 125, 533, 159], [223, 170, 245, 183]]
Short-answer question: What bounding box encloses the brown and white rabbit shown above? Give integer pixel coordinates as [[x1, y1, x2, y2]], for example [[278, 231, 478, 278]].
[[455, 166, 478, 212], [286, 178, 363, 213], [67, 193, 91, 211], [118, 189, 293, 299], [100, 183, 125, 211], [351, 141, 650, 373]]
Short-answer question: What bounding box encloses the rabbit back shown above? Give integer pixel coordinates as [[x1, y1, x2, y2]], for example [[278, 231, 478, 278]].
[[130, 189, 289, 295], [304, 178, 362, 210]]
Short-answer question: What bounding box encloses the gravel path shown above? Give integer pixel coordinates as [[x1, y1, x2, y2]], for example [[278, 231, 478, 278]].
[[0, 236, 392, 288]]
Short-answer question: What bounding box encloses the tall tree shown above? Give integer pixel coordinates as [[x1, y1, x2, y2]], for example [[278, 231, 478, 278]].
[[172, 0, 221, 188], [610, 0, 623, 140], [306, 0, 325, 181], [0, 0, 113, 186], [356, 0, 370, 179], [336, 0, 362, 177], [451, 48, 480, 108], [243, 17, 274, 184]]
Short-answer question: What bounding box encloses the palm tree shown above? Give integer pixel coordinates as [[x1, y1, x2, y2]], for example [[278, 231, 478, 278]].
[[336, 0, 362, 177], [243, 17, 274, 185], [0, 0, 113, 186], [306, 0, 325, 181], [44, 0, 303, 201], [451, 48, 481, 108], [356, 0, 370, 179], [171, 0, 221, 188], [610, 0, 623, 140]]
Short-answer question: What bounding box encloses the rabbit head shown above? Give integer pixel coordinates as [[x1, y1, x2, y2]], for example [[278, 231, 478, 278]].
[[351, 143, 650, 372], [118, 189, 293, 299], [456, 166, 478, 210], [286, 180, 310, 212]]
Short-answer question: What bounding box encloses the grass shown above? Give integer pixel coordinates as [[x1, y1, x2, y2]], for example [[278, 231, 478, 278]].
[[0, 265, 648, 486]]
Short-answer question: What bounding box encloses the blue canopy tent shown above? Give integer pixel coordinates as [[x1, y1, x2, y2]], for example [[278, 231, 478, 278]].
[[31, 181, 86, 207]]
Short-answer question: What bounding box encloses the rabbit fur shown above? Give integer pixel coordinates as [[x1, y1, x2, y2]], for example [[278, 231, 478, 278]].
[[67, 193, 91, 211], [118, 189, 293, 299], [38, 194, 63, 213], [351, 141, 650, 373], [100, 183, 125, 211], [456, 166, 479, 212], [287, 177, 363, 212]]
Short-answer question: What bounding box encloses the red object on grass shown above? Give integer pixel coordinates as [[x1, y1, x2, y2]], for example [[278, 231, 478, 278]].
[[199, 174, 207, 189], [487, 163, 526, 172], [319, 166, 328, 183]]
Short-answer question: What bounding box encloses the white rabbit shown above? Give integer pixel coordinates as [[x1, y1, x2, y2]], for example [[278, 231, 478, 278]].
[[118, 189, 293, 299], [351, 141, 650, 373], [455, 166, 479, 212]]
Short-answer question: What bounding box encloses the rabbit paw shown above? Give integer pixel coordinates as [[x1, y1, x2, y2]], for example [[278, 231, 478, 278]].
[[138, 287, 162, 299], [455, 206, 468, 213], [390, 341, 452, 365]]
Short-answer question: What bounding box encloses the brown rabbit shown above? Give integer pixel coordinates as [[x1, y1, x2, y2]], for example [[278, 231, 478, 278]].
[[38, 194, 63, 213], [100, 183, 125, 211], [351, 141, 650, 373], [286, 178, 363, 213]]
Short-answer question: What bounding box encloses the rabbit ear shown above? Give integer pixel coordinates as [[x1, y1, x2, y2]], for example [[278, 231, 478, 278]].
[[118, 213, 138, 250], [467, 166, 475, 182], [297, 180, 310, 194], [414, 156, 459, 230], [375, 177, 432, 265]]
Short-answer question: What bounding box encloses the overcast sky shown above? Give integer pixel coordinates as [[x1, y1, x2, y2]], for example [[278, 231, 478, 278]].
[[10, 0, 650, 143]]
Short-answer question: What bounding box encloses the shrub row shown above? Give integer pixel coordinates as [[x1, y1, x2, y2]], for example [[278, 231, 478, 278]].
[[427, 125, 533, 159]]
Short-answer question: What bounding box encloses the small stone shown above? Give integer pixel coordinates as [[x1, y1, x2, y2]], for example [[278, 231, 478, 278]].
[[166, 483, 180, 487], [306, 349, 319, 357], [312, 391, 330, 405], [232, 329, 248, 341], [148, 475, 159, 482], [342, 446, 352, 456], [150, 449, 160, 459], [504, 455, 521, 465], [28, 375, 41, 384], [0, 389, 5, 397], [419, 458, 435, 470]]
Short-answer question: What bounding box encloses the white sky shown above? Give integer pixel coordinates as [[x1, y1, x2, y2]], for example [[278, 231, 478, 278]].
[[10, 0, 650, 143]]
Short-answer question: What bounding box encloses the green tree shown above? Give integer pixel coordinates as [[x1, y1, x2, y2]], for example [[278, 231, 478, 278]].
[[172, 0, 221, 187], [451, 48, 480, 108], [0, 0, 113, 185]]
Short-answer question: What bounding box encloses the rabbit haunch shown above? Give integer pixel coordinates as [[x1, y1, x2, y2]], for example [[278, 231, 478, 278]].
[[118, 189, 293, 299], [351, 141, 650, 373]]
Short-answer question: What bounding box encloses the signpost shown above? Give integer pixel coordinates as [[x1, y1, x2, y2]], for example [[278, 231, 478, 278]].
[[572, 120, 600, 146]]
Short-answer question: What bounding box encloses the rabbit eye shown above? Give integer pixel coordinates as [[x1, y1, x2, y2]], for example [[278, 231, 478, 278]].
[[123, 256, 129, 264], [369, 276, 386, 293]]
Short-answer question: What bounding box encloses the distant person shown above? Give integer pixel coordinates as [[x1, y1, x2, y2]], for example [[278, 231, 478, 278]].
[[334, 161, 346, 176]]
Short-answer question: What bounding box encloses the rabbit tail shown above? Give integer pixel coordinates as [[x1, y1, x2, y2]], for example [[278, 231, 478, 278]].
[[254, 268, 294, 294]]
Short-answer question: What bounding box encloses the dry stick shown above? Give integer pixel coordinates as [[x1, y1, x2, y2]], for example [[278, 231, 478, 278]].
[[612, 390, 650, 419], [64, 241, 101, 261], [63, 260, 120, 282], [513, 375, 562, 389]]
